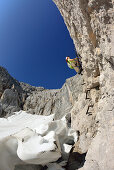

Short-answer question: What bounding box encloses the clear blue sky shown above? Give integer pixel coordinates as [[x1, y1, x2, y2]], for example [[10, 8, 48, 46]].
[[0, 0, 76, 89]]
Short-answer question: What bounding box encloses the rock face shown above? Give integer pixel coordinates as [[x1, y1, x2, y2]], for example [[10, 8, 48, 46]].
[[0, 67, 23, 116], [53, 0, 114, 170], [0, 66, 83, 120], [0, 67, 22, 97], [23, 75, 83, 120]]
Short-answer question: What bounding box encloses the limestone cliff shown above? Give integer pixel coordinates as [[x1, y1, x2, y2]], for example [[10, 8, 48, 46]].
[[52, 0, 114, 169], [0, 66, 83, 120]]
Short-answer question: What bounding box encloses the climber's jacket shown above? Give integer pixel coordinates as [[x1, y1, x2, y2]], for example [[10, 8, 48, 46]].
[[67, 59, 75, 69]]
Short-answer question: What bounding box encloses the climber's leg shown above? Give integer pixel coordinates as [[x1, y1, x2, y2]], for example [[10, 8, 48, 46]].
[[73, 66, 80, 73]]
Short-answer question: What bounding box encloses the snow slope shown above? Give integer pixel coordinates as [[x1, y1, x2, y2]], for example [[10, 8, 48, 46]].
[[0, 111, 77, 170]]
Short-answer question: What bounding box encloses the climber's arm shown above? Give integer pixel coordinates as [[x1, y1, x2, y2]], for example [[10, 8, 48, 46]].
[[68, 58, 76, 61]]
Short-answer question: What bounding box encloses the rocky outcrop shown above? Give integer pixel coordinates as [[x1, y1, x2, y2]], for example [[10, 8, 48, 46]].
[[23, 75, 83, 120], [0, 67, 22, 97], [0, 67, 23, 116], [0, 66, 83, 120], [0, 67, 43, 117], [1, 89, 20, 116], [53, 0, 114, 169]]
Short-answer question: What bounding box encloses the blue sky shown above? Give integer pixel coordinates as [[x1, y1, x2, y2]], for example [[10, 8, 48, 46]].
[[0, 0, 76, 89]]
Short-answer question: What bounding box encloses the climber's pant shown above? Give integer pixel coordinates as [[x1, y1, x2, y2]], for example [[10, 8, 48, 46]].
[[70, 62, 82, 74]]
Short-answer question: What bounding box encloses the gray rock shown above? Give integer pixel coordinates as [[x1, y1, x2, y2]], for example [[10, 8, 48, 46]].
[[23, 75, 83, 120], [0, 67, 24, 117], [20, 82, 44, 96], [0, 67, 22, 96], [0, 66, 83, 120], [0, 102, 3, 116], [0, 66, 45, 117], [1, 89, 20, 117], [15, 165, 43, 170]]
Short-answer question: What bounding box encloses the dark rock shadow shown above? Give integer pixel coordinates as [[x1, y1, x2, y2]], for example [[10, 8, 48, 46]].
[[65, 151, 87, 170]]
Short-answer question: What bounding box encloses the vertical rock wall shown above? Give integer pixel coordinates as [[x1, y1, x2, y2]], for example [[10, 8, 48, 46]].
[[53, 0, 114, 169]]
